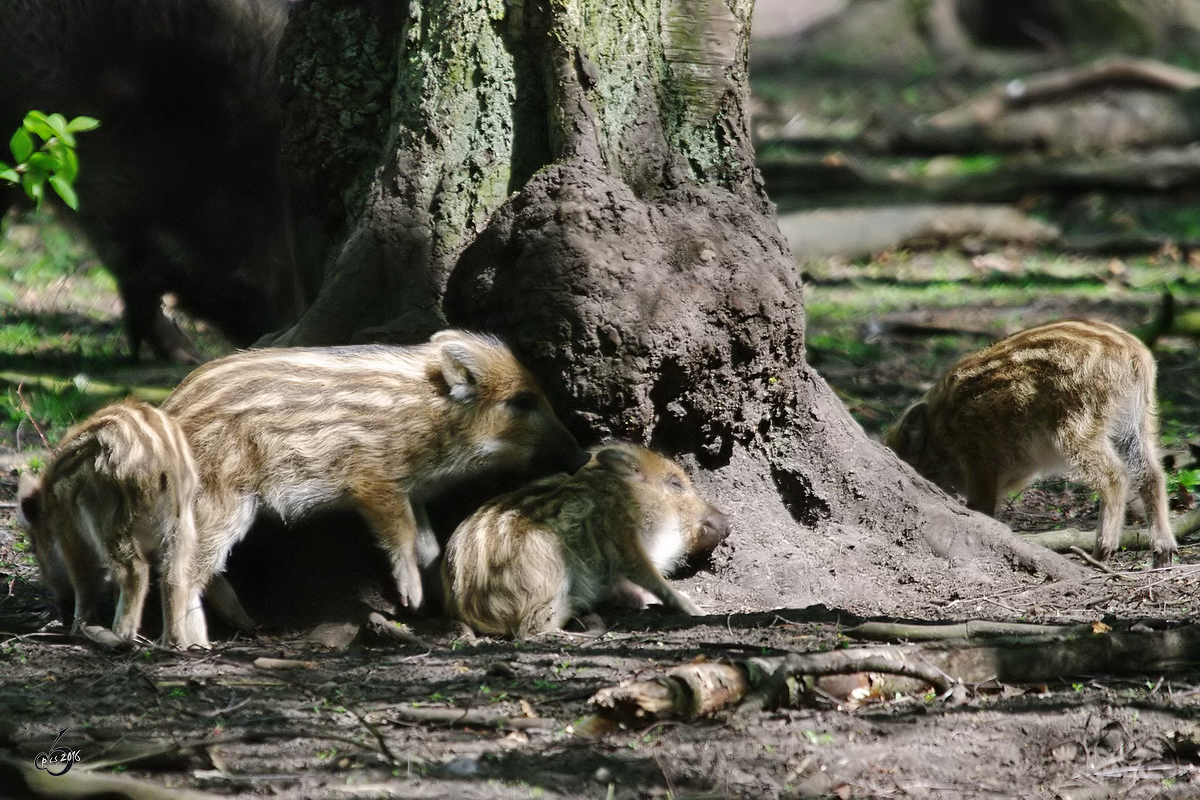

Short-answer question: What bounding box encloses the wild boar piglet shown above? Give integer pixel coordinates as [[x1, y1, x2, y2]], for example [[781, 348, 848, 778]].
[[888, 319, 1175, 568], [161, 329, 590, 614], [17, 399, 244, 648], [443, 442, 731, 637]]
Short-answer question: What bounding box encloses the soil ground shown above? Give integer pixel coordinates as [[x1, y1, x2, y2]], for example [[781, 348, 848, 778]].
[[3, 241, 1200, 799]]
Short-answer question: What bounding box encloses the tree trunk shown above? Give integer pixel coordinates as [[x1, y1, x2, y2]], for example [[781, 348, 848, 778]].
[[273, 0, 1082, 617]]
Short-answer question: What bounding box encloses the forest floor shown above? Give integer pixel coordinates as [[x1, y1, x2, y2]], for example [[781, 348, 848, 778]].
[[3, 213, 1200, 798], [6, 25, 1200, 793]]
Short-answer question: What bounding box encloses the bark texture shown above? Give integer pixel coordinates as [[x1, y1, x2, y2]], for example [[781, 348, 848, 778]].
[[273, 0, 1082, 618]]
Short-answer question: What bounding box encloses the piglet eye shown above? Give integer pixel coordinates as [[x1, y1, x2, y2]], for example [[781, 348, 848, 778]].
[[508, 391, 540, 413]]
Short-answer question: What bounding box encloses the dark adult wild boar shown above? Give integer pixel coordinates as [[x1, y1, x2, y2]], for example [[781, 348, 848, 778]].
[[0, 0, 303, 361], [161, 330, 590, 612]]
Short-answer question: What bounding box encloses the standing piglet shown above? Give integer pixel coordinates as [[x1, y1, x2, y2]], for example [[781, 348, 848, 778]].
[[17, 399, 245, 648], [887, 319, 1175, 567], [161, 330, 589, 613], [443, 443, 731, 637]]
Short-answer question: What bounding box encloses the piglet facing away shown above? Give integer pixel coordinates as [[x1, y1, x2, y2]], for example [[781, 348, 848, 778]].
[[16, 399, 246, 648], [161, 330, 590, 615], [887, 318, 1176, 568], [442, 443, 731, 638]]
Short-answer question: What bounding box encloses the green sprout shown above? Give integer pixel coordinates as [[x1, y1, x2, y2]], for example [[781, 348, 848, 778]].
[[1, 111, 99, 210]]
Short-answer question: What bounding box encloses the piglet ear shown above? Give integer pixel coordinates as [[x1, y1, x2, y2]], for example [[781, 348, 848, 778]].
[[17, 472, 43, 528], [594, 447, 642, 478], [438, 341, 481, 403]]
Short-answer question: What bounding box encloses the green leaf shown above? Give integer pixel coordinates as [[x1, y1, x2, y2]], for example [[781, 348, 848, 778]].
[[9, 127, 33, 163], [46, 113, 69, 140], [0, 167, 18, 185], [48, 174, 78, 210], [56, 146, 79, 182], [44, 139, 72, 170], [27, 151, 59, 173], [66, 116, 100, 133], [21, 172, 45, 206], [40, 113, 75, 147], [21, 112, 54, 144]]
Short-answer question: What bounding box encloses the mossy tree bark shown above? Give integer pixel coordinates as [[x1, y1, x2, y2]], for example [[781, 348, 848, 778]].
[[274, 0, 1082, 615]]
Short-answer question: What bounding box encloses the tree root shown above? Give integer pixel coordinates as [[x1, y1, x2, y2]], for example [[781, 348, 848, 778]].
[[1018, 508, 1200, 555], [0, 753, 221, 800]]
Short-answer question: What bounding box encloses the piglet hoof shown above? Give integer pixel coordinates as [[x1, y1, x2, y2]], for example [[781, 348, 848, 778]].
[[1091, 542, 1115, 565], [394, 567, 425, 611], [180, 638, 214, 651], [676, 592, 704, 617], [1152, 547, 1177, 570]]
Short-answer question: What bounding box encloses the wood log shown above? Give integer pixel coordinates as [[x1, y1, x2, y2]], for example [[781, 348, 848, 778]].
[[586, 623, 1200, 722]]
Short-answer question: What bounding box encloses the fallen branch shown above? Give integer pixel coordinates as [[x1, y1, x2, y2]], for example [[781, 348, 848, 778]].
[[15, 381, 49, 450], [79, 623, 129, 650], [736, 647, 956, 720], [879, 57, 1200, 154], [365, 611, 427, 647], [763, 147, 1200, 207], [252, 657, 317, 670], [79, 728, 401, 772], [345, 705, 401, 767], [590, 662, 751, 723], [928, 57, 1200, 128], [585, 623, 1200, 723], [777, 204, 1058, 260], [589, 648, 950, 725], [385, 706, 553, 731], [1068, 546, 1134, 580], [843, 619, 1095, 642]]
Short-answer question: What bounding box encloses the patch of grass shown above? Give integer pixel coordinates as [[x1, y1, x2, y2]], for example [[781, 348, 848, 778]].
[[1167, 468, 1200, 499], [0, 312, 126, 362], [0, 207, 106, 284], [0, 373, 160, 448], [1040, 194, 1200, 243], [0, 208, 189, 445], [806, 252, 1200, 440]]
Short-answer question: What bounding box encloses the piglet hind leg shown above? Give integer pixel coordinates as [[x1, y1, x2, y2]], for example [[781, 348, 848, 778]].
[[962, 464, 1001, 517], [1140, 471, 1177, 569], [59, 545, 109, 634], [1073, 438, 1131, 564], [1125, 430, 1177, 568], [160, 514, 211, 649], [205, 573, 258, 635], [111, 556, 151, 643]]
